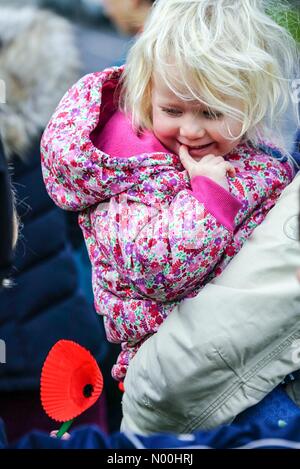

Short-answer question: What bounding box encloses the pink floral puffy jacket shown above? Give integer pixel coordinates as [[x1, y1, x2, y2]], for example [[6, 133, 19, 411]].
[[41, 66, 294, 380]]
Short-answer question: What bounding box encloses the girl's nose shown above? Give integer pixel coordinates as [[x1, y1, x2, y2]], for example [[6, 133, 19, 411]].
[[180, 117, 205, 140]]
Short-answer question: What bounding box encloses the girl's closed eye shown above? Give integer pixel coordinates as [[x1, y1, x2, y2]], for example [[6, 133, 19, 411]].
[[203, 110, 223, 120], [161, 107, 182, 117]]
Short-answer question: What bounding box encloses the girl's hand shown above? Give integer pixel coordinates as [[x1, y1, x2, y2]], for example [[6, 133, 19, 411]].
[[179, 144, 236, 191]]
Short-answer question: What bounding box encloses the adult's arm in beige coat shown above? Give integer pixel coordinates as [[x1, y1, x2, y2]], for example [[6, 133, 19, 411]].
[[121, 174, 300, 435]]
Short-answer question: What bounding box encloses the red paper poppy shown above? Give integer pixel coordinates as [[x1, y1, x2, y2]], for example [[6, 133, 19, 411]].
[[40, 340, 103, 422]]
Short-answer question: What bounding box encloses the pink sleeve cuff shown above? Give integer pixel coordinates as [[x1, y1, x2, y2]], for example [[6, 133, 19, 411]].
[[189, 175, 242, 231]]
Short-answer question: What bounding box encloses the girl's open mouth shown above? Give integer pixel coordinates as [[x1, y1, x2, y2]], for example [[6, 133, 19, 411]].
[[189, 142, 213, 150], [188, 142, 215, 156]]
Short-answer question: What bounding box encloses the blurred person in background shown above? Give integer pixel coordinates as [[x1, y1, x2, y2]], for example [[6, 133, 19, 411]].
[[102, 0, 155, 35], [0, 6, 108, 442]]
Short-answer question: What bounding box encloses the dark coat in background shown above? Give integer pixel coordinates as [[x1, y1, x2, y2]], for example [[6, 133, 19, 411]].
[[296, 129, 300, 155], [0, 7, 108, 440], [0, 139, 14, 284], [1, 138, 107, 389]]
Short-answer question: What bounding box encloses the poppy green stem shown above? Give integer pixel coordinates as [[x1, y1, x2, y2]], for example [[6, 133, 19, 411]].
[[56, 419, 74, 438]]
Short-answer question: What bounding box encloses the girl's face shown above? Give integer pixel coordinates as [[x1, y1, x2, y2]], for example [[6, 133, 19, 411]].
[[151, 74, 244, 160]]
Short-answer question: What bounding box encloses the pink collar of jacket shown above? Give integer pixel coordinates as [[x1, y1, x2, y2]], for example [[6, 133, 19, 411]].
[[92, 109, 168, 158]]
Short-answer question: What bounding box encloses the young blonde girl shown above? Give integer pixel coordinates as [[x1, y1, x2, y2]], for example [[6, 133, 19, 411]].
[[41, 0, 299, 382]]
